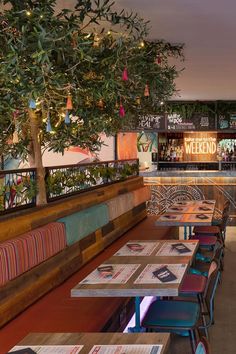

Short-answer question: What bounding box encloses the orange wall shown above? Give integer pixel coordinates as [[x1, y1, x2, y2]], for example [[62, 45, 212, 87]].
[[117, 133, 137, 160]]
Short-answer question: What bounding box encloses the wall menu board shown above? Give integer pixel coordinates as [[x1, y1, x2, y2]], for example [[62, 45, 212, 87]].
[[138, 114, 166, 130], [167, 113, 216, 131], [218, 114, 236, 130]]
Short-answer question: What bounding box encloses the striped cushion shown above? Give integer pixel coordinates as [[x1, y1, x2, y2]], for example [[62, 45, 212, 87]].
[[0, 222, 66, 287], [133, 186, 151, 207], [106, 193, 134, 220]]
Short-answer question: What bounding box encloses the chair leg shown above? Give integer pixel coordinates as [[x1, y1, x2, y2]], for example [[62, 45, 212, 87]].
[[189, 330, 197, 353]]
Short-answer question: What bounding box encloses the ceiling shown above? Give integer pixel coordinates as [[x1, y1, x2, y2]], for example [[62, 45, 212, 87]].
[[59, 0, 236, 100]]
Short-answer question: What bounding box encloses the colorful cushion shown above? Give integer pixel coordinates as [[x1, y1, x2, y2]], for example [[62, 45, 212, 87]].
[[0, 222, 66, 287], [106, 193, 133, 220], [193, 226, 220, 235], [141, 300, 200, 328], [59, 204, 109, 245], [180, 274, 207, 294], [190, 235, 217, 246], [132, 186, 151, 207]]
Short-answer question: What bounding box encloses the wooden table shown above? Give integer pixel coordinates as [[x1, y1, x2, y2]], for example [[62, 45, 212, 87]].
[[12, 332, 170, 354], [71, 240, 197, 332], [166, 200, 216, 214], [156, 200, 215, 239]]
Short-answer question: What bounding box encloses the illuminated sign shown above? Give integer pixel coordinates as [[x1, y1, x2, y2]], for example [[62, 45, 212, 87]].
[[184, 137, 217, 155]]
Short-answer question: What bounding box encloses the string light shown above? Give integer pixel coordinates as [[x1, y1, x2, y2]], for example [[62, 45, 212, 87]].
[[139, 40, 145, 48], [26, 10, 32, 16], [107, 30, 111, 35], [160, 101, 164, 105]]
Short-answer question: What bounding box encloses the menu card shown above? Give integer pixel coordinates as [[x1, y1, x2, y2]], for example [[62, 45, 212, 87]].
[[79, 264, 140, 284], [156, 241, 197, 257], [8, 345, 83, 354], [134, 264, 187, 284], [88, 344, 163, 354], [114, 242, 159, 256]]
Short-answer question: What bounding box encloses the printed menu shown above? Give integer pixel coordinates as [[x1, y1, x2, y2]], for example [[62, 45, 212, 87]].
[[134, 264, 187, 284], [79, 264, 140, 284], [114, 242, 159, 256], [88, 344, 163, 354], [156, 241, 197, 256], [9, 345, 83, 354]]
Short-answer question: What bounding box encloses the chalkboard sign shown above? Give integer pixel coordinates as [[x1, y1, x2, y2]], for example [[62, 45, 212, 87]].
[[218, 114, 236, 130], [138, 114, 166, 130], [167, 113, 216, 131]]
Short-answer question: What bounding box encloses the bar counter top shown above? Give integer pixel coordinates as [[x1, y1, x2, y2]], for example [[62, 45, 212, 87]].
[[140, 170, 236, 178]]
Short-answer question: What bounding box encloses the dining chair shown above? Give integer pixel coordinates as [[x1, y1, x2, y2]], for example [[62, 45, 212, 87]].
[[141, 262, 220, 353]]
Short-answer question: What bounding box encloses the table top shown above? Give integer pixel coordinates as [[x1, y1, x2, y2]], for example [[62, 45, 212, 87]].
[[71, 244, 193, 298], [113, 239, 199, 260], [166, 200, 216, 214], [155, 212, 213, 226], [14, 332, 170, 354]]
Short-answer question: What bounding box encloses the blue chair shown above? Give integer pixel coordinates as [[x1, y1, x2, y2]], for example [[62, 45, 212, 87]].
[[141, 262, 220, 353]]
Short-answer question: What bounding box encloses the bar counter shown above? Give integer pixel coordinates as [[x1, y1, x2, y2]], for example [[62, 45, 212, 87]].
[[141, 169, 236, 225]]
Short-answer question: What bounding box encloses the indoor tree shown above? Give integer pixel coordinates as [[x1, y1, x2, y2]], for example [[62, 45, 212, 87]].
[[0, 0, 183, 205]]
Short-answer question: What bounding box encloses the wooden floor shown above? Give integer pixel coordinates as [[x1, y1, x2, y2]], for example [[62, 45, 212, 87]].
[[0, 217, 177, 354]]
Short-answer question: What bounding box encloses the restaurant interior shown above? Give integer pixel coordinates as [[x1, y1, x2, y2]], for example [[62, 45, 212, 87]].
[[1, 1, 236, 354]]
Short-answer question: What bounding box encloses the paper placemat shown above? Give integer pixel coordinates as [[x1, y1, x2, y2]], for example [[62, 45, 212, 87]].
[[134, 264, 187, 284], [9, 345, 83, 353], [88, 344, 163, 354], [166, 206, 189, 213], [187, 213, 211, 221], [158, 214, 182, 221], [156, 241, 197, 257], [114, 242, 159, 256], [80, 264, 140, 284]]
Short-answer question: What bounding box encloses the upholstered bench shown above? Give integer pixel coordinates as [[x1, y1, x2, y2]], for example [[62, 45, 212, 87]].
[[0, 222, 66, 287]]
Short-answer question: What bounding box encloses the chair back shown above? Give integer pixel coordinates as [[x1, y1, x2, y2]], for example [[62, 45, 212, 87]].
[[204, 259, 220, 326], [195, 337, 210, 354]]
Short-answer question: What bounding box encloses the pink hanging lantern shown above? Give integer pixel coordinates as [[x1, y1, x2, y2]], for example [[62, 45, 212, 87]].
[[122, 67, 128, 81], [119, 103, 125, 117]]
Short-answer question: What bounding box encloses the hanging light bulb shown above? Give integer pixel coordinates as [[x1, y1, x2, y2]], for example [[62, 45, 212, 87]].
[[29, 99, 36, 109], [46, 113, 52, 132], [65, 110, 70, 124]]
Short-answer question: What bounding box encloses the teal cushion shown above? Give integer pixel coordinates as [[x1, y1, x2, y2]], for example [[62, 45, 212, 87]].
[[58, 204, 109, 245], [142, 300, 199, 328]]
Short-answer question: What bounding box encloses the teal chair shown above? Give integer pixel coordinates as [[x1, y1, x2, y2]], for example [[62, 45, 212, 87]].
[[141, 264, 220, 353]]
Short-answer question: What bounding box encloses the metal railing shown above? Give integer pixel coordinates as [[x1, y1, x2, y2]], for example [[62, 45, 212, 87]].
[[0, 168, 37, 214], [45, 159, 139, 202]]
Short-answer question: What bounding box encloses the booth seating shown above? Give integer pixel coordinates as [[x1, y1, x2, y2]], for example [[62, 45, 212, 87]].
[[0, 177, 151, 328], [0, 222, 66, 287]]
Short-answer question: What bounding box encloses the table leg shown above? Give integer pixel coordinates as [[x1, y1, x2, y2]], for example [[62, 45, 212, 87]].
[[184, 226, 188, 240], [189, 226, 192, 236], [128, 296, 145, 332]]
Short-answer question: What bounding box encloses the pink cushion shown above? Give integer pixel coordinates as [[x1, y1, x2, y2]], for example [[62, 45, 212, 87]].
[[190, 235, 217, 246], [193, 226, 220, 235], [180, 274, 207, 293], [0, 222, 66, 287], [132, 186, 151, 207]]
